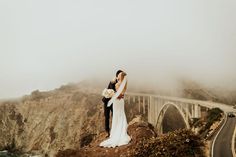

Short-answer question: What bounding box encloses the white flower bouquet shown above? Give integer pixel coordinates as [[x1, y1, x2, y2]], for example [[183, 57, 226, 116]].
[[102, 88, 115, 98]]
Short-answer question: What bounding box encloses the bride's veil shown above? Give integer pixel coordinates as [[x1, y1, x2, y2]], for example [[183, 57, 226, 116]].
[[107, 76, 127, 107]]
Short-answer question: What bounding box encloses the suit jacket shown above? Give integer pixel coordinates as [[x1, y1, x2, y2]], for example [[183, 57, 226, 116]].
[[102, 80, 117, 106]]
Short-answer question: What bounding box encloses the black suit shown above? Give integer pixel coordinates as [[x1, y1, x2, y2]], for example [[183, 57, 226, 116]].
[[102, 80, 117, 133]]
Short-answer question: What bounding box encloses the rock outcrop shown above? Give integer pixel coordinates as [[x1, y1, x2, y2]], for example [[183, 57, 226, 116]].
[[56, 116, 205, 157], [0, 85, 105, 156], [56, 116, 157, 157]]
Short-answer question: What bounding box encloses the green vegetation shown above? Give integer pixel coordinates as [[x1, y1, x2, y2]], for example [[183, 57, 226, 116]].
[[205, 108, 223, 129], [2, 138, 16, 154], [199, 108, 223, 135], [0, 152, 19, 157], [131, 129, 204, 157], [80, 133, 96, 148], [1, 138, 23, 157]]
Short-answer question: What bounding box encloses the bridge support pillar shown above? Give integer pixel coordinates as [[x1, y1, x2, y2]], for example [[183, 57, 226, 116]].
[[198, 105, 201, 117], [148, 97, 150, 123], [158, 112, 164, 134], [160, 123, 163, 134], [149, 96, 155, 126], [191, 105, 194, 118], [185, 108, 189, 125], [193, 104, 201, 118], [143, 96, 146, 114], [138, 96, 141, 113]]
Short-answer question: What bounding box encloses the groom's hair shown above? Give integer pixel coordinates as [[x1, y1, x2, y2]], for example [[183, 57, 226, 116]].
[[116, 70, 123, 77]]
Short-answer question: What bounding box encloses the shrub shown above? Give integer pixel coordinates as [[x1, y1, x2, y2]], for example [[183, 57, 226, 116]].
[[199, 108, 223, 135], [131, 129, 205, 157]]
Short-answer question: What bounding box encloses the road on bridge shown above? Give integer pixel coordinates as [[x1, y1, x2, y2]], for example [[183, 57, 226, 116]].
[[213, 116, 236, 157]]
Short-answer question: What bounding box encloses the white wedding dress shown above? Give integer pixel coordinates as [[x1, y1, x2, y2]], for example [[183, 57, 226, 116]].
[[99, 97, 131, 148]]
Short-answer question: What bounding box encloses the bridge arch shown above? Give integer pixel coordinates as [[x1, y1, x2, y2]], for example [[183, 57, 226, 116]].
[[155, 101, 190, 133]]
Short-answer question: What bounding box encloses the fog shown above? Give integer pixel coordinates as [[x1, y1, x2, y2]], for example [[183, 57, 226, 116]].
[[0, 0, 236, 98]]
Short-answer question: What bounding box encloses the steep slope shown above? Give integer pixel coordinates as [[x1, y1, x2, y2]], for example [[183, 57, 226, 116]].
[[0, 84, 104, 156], [56, 117, 205, 157]]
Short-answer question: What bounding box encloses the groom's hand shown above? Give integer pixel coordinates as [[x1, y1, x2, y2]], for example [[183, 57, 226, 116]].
[[117, 94, 124, 100]]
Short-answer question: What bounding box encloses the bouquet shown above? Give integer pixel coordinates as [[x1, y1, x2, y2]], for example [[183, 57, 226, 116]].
[[102, 88, 115, 98]]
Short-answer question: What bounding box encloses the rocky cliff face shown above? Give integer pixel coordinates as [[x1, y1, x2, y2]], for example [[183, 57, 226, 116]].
[[0, 84, 105, 156], [0, 82, 146, 157]]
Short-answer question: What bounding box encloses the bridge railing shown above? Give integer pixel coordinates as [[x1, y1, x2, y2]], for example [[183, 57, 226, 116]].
[[126, 92, 229, 109]]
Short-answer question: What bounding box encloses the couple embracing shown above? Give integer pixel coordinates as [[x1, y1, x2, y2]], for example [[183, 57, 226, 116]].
[[100, 70, 131, 148]]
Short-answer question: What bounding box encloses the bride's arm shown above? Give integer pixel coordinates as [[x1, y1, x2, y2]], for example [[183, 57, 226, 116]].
[[122, 82, 127, 94], [115, 83, 120, 92], [116, 82, 127, 99]]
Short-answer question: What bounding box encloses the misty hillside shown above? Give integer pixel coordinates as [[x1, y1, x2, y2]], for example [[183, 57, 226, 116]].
[[73, 78, 236, 105], [181, 80, 236, 105]]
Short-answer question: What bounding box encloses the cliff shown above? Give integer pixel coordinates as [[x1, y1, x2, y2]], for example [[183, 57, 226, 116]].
[[0, 84, 104, 156], [56, 117, 205, 157]]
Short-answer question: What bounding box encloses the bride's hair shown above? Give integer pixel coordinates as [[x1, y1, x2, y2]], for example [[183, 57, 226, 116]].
[[120, 72, 127, 81], [116, 70, 123, 77], [120, 72, 127, 94]]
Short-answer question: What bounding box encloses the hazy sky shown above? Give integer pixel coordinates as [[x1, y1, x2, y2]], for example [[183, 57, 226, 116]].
[[0, 0, 236, 98]]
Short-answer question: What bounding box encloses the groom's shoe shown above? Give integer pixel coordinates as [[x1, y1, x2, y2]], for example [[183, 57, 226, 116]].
[[106, 132, 110, 138]]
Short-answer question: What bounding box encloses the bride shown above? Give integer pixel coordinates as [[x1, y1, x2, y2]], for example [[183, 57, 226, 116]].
[[99, 72, 131, 148]]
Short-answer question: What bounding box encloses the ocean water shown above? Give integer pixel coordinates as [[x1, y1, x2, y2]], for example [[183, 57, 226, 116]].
[[0, 150, 19, 157], [0, 151, 40, 157]]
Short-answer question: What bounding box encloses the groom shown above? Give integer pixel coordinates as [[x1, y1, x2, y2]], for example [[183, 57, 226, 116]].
[[102, 70, 124, 137]]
